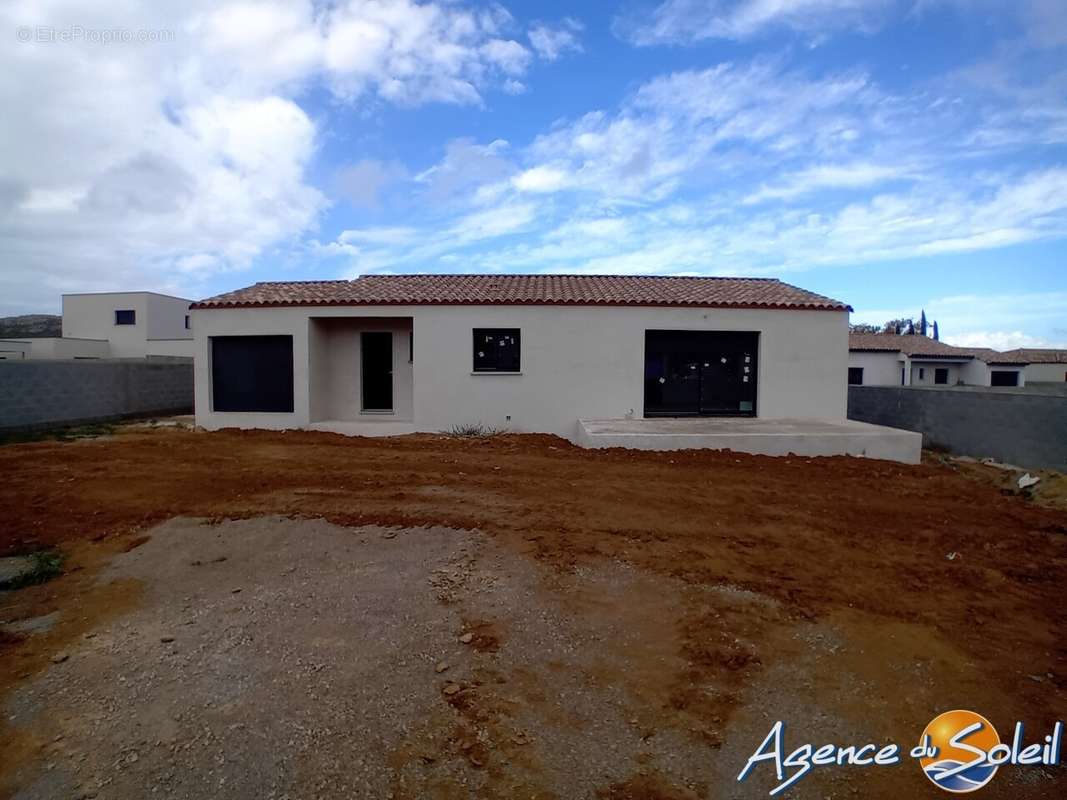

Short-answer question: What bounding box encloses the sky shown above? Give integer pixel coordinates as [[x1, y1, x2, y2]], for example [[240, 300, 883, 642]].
[[1, 0, 1066, 349]]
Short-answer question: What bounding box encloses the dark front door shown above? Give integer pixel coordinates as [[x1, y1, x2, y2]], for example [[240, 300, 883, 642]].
[[644, 330, 757, 417], [361, 331, 393, 411]]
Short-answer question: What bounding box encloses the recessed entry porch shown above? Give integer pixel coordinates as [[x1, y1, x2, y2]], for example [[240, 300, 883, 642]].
[[308, 316, 415, 435]]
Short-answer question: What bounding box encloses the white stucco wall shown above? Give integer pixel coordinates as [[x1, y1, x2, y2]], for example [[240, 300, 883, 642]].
[[63, 292, 191, 358], [193, 304, 848, 440], [847, 351, 902, 385], [146, 293, 194, 341], [145, 339, 195, 358], [7, 337, 110, 359], [1025, 363, 1067, 383], [0, 340, 31, 359], [958, 360, 1026, 387], [910, 360, 967, 386], [959, 359, 989, 386]]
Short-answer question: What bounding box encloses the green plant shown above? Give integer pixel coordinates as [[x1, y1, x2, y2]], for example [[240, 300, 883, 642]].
[[443, 423, 507, 438], [0, 422, 116, 446], [0, 550, 64, 591]]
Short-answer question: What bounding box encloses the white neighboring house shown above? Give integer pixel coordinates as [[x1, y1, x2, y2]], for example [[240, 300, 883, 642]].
[[1000, 349, 1067, 384], [0, 292, 194, 359], [848, 333, 1029, 387], [190, 273, 856, 433]]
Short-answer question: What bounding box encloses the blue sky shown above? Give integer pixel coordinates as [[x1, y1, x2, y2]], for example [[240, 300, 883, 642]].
[[2, 1, 1065, 348]]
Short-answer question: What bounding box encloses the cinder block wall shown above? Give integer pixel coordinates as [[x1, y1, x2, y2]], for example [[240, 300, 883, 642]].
[[848, 386, 1067, 471], [0, 360, 193, 431]]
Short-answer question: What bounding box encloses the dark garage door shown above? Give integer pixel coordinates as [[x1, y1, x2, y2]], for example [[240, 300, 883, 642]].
[[990, 370, 1019, 387], [644, 330, 758, 417], [211, 335, 294, 412]]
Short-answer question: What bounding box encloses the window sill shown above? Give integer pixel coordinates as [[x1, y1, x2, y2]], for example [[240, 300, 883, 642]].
[[471, 371, 522, 376]]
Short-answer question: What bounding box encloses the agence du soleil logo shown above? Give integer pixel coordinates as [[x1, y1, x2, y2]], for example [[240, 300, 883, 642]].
[[736, 710, 1063, 795]]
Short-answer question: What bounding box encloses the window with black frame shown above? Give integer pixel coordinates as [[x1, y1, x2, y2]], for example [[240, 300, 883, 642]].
[[473, 328, 520, 372]]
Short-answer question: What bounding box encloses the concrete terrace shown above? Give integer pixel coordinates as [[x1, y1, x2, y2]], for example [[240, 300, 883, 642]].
[[576, 417, 922, 463]]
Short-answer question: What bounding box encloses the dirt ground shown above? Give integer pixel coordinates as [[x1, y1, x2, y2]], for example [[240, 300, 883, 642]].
[[0, 425, 1065, 798]]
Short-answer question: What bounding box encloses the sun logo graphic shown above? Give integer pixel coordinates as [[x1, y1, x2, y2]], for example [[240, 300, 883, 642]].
[[918, 710, 1001, 793]]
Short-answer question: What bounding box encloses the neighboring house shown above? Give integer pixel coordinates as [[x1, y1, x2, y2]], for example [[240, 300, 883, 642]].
[[848, 334, 1029, 387], [190, 274, 852, 440], [0, 292, 194, 359], [63, 292, 194, 358], [1000, 349, 1067, 383]]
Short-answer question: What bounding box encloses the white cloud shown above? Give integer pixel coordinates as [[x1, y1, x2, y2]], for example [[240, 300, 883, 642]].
[[616, 0, 895, 46], [0, 0, 549, 313], [451, 203, 538, 242], [480, 38, 531, 75], [854, 292, 1067, 349], [523, 60, 883, 202], [744, 162, 910, 204], [512, 166, 570, 193], [339, 227, 419, 246], [309, 55, 1067, 296], [318, 1, 531, 105], [945, 331, 1067, 349], [528, 19, 583, 60], [333, 160, 408, 210], [414, 138, 513, 205]]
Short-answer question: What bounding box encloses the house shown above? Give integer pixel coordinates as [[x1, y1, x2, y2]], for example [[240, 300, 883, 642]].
[[848, 333, 1029, 387], [1000, 349, 1067, 383], [188, 274, 921, 462], [0, 292, 194, 359]]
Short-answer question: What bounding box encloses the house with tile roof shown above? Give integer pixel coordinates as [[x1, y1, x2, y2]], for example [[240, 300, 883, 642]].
[[183, 274, 934, 460], [1000, 349, 1067, 384], [847, 333, 1029, 387]]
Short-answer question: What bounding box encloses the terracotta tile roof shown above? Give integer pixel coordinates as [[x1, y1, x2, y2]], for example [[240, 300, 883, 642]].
[[848, 333, 971, 358], [1000, 348, 1067, 364], [191, 274, 851, 311], [954, 347, 1031, 365], [848, 334, 1030, 364]]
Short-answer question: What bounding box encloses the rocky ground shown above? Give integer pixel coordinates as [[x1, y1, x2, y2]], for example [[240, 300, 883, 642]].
[[0, 427, 1065, 798]]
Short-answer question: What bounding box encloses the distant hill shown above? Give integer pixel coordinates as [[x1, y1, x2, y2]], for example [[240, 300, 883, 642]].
[[0, 314, 61, 339]]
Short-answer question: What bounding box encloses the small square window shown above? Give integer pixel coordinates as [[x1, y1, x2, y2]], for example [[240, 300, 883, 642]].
[[473, 328, 520, 372], [115, 309, 136, 325], [847, 367, 863, 385]]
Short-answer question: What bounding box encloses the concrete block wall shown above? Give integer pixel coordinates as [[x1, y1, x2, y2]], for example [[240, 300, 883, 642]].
[[0, 360, 193, 431], [848, 386, 1067, 471]]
